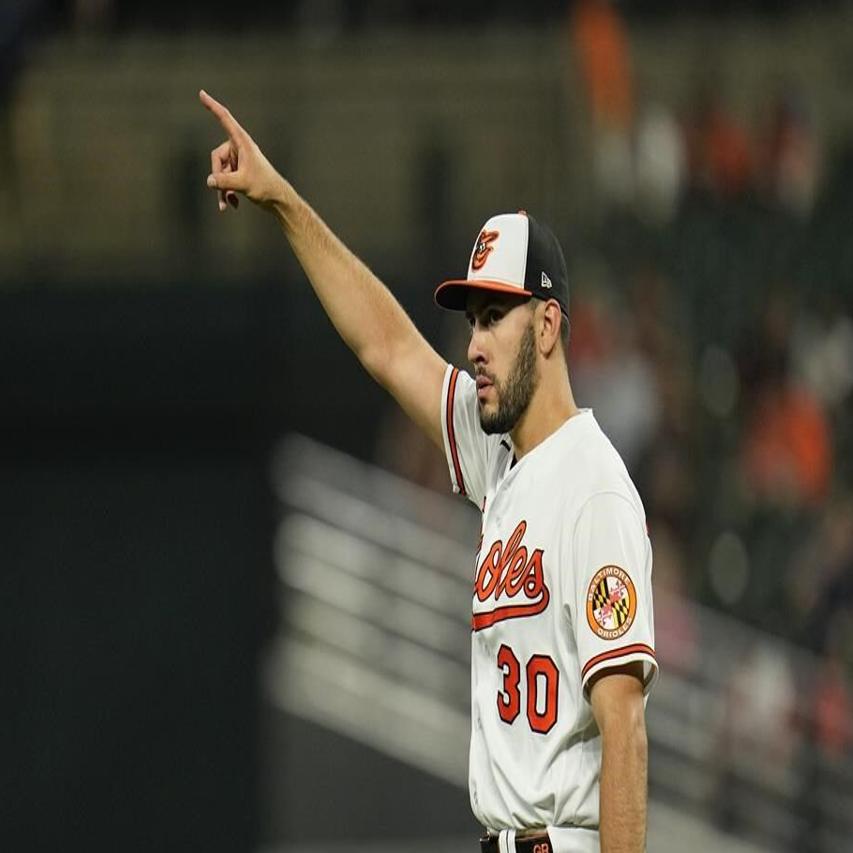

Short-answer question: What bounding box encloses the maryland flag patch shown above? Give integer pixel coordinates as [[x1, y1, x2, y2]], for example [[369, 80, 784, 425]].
[[586, 565, 637, 640]]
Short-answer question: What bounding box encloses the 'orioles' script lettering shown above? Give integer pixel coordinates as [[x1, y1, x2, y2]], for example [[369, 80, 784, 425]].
[[472, 520, 550, 631]]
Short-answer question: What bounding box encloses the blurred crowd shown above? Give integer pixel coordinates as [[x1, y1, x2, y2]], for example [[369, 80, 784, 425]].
[[571, 0, 825, 224], [565, 0, 852, 684]]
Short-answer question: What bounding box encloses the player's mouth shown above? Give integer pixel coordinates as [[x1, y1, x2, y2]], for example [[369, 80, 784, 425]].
[[475, 373, 495, 401]]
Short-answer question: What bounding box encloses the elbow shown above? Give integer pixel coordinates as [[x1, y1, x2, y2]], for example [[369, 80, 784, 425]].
[[360, 328, 411, 389], [358, 339, 391, 385]]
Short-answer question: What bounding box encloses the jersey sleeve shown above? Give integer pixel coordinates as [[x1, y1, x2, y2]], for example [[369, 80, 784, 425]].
[[440, 364, 492, 509], [567, 491, 658, 699]]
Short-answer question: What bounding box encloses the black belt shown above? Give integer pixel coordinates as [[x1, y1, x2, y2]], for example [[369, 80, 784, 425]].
[[480, 831, 553, 853]]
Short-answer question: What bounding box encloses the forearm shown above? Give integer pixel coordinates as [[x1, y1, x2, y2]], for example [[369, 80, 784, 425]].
[[599, 713, 648, 853], [271, 182, 422, 377]]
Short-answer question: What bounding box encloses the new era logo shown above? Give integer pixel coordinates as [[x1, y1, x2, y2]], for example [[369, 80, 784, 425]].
[[541, 271, 552, 289]]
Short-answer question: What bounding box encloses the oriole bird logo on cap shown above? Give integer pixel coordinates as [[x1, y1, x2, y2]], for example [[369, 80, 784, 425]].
[[471, 229, 499, 270]]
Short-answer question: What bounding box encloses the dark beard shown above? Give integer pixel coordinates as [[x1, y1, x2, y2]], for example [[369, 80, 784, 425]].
[[479, 321, 538, 435]]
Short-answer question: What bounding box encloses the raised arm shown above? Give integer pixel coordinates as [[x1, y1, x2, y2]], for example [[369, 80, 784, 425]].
[[199, 89, 448, 449]]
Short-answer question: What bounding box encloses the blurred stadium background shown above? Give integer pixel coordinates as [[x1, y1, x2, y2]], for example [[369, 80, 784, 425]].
[[3, 1, 853, 852]]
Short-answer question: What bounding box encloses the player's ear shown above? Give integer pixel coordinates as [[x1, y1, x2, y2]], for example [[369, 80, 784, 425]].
[[538, 300, 562, 357]]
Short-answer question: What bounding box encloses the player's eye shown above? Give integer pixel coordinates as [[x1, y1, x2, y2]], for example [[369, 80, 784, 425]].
[[486, 309, 503, 326]]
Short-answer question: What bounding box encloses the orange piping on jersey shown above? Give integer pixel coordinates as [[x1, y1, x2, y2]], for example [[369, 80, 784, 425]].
[[581, 643, 656, 681], [446, 368, 467, 497], [472, 594, 552, 631]]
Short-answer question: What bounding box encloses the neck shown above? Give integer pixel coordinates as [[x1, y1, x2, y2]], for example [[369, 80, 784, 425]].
[[510, 370, 580, 459]]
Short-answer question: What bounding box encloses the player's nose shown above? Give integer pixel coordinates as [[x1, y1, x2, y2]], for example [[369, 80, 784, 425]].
[[467, 327, 487, 366]]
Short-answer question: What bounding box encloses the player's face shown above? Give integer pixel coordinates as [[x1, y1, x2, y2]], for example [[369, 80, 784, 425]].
[[466, 292, 539, 435]]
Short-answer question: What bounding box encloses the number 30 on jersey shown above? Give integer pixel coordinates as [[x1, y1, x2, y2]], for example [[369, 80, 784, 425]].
[[497, 644, 559, 734]]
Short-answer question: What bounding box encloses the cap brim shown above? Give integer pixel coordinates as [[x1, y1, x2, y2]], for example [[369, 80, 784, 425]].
[[434, 279, 533, 312]]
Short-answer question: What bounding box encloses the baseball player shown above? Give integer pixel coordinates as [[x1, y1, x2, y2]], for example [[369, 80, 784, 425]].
[[200, 89, 658, 853]]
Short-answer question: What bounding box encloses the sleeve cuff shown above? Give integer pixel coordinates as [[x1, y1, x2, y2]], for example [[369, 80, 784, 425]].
[[441, 365, 467, 497], [581, 643, 658, 698]]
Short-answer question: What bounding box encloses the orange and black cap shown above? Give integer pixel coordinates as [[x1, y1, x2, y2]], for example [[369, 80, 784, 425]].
[[434, 211, 569, 319]]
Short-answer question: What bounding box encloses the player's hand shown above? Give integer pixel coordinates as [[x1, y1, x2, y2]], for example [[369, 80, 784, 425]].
[[199, 89, 288, 212]]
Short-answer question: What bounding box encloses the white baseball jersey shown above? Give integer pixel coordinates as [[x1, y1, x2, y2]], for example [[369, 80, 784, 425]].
[[440, 365, 658, 853]]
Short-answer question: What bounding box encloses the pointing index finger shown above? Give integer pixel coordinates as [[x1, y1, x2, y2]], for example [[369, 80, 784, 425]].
[[199, 89, 245, 141]]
